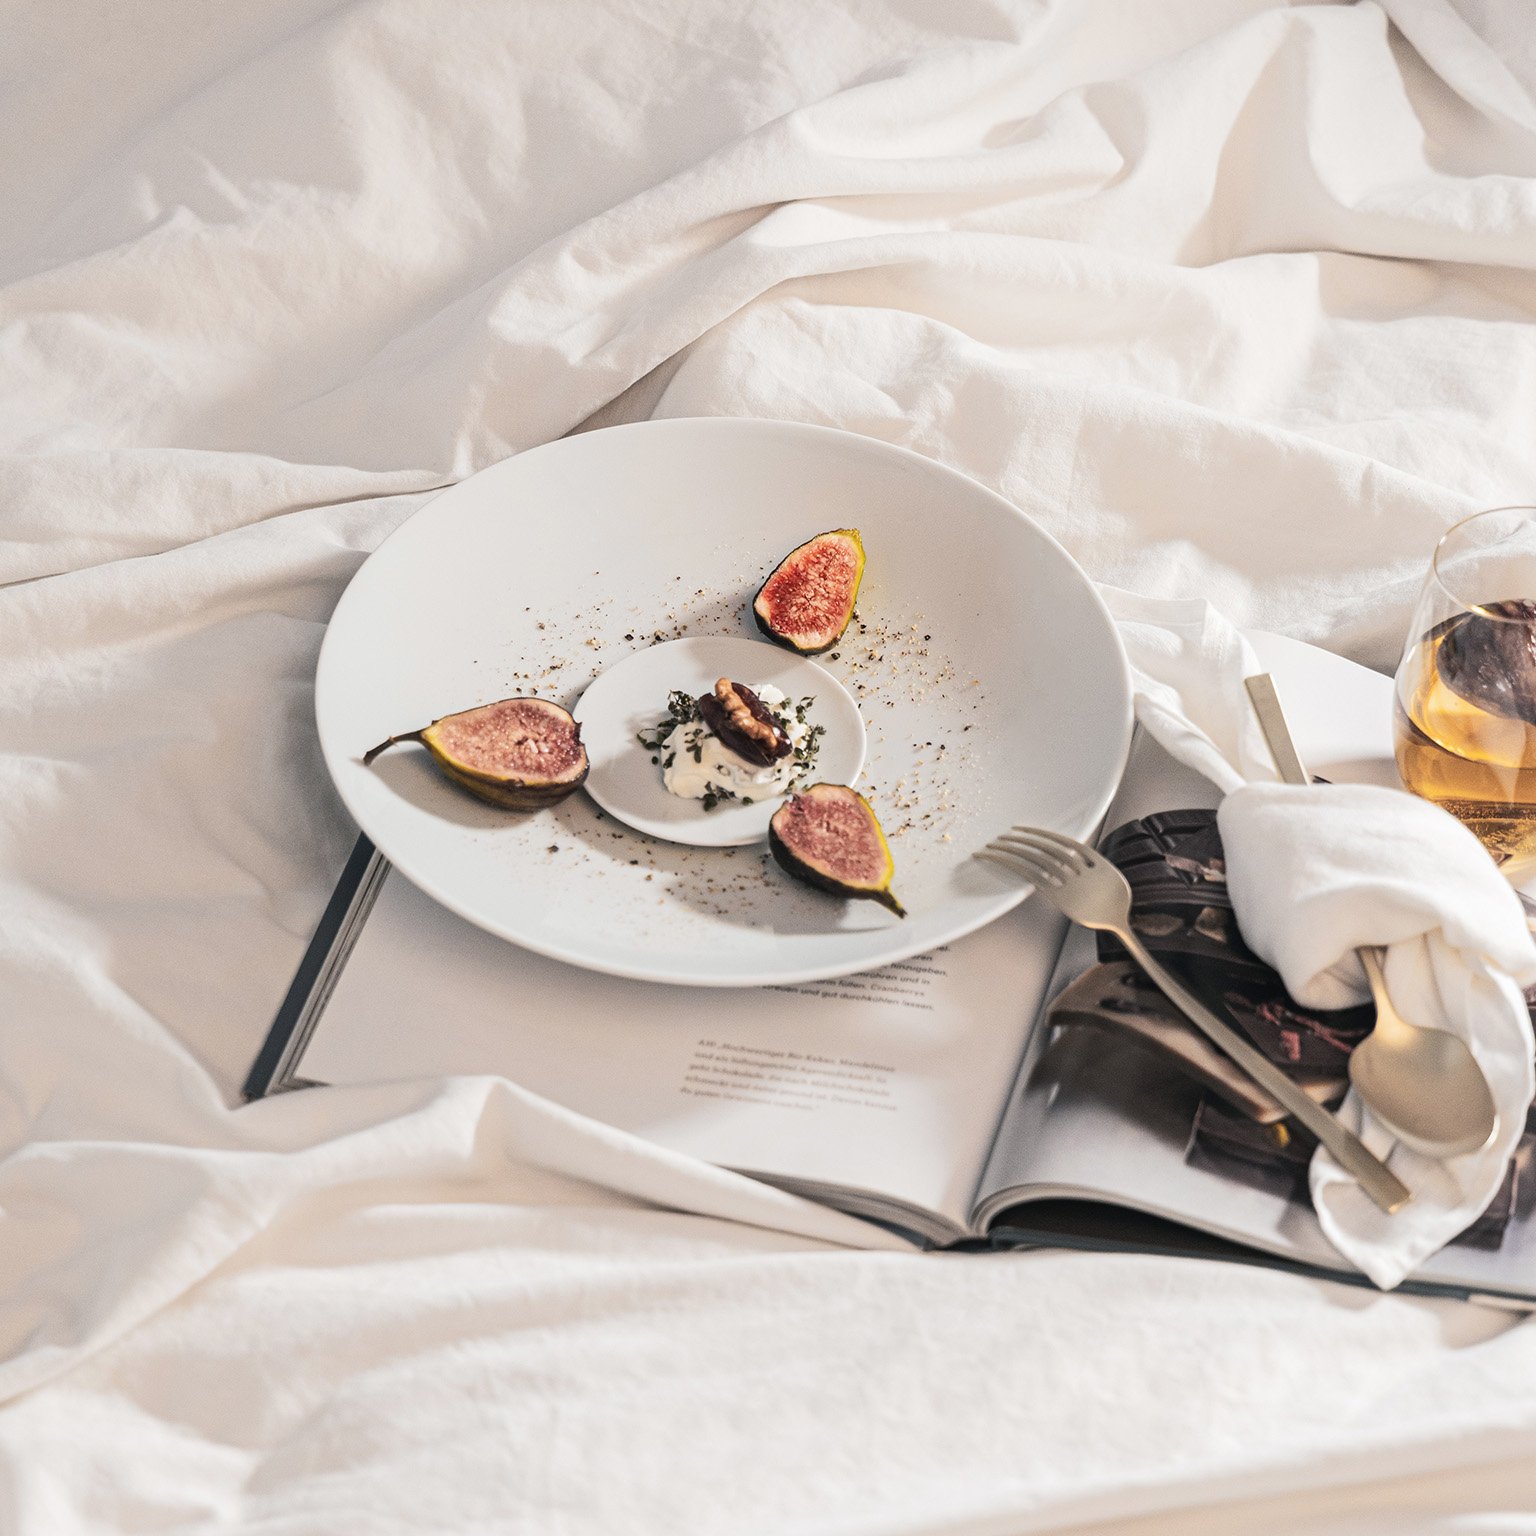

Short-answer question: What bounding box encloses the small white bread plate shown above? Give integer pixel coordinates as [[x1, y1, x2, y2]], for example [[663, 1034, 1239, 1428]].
[[316, 417, 1132, 987], [573, 636, 866, 849]]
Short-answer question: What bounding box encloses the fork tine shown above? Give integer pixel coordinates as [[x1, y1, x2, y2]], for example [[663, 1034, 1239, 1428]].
[[980, 845, 1063, 887], [1008, 825, 1096, 864], [1007, 829, 1093, 866], [979, 848, 1049, 884], [994, 832, 1078, 875]]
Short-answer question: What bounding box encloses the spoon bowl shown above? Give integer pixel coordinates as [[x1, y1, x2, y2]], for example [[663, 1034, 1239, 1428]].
[[1349, 946, 1499, 1158]]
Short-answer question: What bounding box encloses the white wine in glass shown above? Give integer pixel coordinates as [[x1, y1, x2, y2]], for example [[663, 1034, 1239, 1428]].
[[1394, 507, 1536, 870]]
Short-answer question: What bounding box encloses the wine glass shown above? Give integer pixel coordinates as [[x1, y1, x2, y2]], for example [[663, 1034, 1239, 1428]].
[[1394, 505, 1536, 882]]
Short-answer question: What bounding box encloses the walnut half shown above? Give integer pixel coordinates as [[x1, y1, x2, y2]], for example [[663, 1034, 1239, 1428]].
[[696, 678, 792, 766]]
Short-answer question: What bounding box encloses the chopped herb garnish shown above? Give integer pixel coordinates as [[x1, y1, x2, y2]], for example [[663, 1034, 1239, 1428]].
[[789, 701, 826, 790], [638, 690, 702, 752], [646, 686, 826, 800]]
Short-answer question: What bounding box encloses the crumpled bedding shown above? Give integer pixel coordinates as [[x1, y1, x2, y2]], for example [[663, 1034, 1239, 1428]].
[[4, 2, 1536, 1531]]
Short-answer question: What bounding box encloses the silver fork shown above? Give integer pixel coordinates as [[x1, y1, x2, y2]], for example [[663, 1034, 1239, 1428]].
[[980, 827, 1411, 1215]]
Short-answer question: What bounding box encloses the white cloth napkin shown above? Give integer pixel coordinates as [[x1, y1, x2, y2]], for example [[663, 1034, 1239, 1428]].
[[1103, 588, 1536, 1289]]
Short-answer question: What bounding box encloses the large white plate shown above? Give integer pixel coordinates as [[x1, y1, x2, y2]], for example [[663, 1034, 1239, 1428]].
[[316, 418, 1132, 986]]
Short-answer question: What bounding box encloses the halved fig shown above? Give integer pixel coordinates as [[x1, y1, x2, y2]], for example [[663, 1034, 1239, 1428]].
[[697, 678, 791, 767], [753, 529, 864, 654], [769, 783, 904, 916], [363, 697, 589, 809]]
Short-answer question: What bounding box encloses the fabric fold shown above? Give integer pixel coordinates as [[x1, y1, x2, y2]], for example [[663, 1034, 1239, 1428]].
[[8, 1, 1536, 1528]]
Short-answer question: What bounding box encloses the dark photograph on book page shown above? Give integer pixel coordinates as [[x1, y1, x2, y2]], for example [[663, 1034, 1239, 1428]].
[[1047, 809, 1535, 1251]]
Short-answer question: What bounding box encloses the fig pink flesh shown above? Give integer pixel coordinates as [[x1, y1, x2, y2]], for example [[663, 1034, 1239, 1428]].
[[759, 537, 858, 642], [775, 792, 887, 884], [431, 700, 584, 780]]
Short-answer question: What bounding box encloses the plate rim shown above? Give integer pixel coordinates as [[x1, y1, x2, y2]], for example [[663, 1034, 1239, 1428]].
[[315, 416, 1134, 985]]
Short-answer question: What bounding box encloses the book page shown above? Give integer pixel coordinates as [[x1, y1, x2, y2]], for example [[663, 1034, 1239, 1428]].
[[976, 1023, 1536, 1298], [300, 870, 1068, 1234], [976, 631, 1400, 1219], [977, 1026, 1343, 1260], [970, 725, 1222, 1216]]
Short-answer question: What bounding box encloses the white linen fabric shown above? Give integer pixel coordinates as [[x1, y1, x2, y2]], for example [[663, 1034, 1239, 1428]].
[[1234, 783, 1536, 1283], [7, 2, 1536, 1533], [1109, 588, 1536, 1287]]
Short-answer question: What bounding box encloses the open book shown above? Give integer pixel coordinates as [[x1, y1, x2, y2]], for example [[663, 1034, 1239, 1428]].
[[248, 633, 1536, 1306]]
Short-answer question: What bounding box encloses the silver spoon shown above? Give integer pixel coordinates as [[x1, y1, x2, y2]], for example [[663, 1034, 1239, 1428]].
[[1350, 945, 1497, 1156], [1245, 673, 1499, 1158]]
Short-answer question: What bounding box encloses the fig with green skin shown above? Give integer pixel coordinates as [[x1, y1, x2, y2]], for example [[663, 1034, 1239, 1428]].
[[769, 783, 905, 917], [753, 529, 864, 654], [363, 696, 589, 809]]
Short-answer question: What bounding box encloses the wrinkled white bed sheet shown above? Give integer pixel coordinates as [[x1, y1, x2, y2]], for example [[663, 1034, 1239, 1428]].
[[4, 2, 1536, 1531]]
